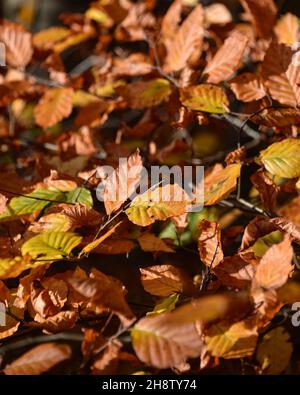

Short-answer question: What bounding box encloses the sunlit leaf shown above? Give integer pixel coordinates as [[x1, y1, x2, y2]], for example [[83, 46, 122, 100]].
[[21, 232, 82, 260], [180, 84, 229, 114], [258, 138, 300, 178]]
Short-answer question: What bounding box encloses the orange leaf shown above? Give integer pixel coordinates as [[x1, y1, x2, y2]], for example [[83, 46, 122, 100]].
[[230, 73, 266, 102], [4, 343, 71, 375], [198, 220, 224, 268], [34, 88, 74, 129], [164, 4, 204, 72], [0, 21, 33, 68], [203, 31, 248, 84], [254, 235, 294, 290]]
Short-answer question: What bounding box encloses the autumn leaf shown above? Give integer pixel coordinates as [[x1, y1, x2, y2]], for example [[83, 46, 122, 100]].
[[240, 0, 277, 38], [254, 235, 294, 290], [257, 138, 300, 178], [33, 26, 71, 50], [4, 343, 71, 375], [21, 232, 82, 260], [261, 41, 300, 107], [204, 164, 241, 205], [274, 13, 299, 45], [251, 169, 278, 212], [67, 268, 134, 322], [138, 233, 174, 253], [126, 184, 189, 226], [0, 21, 33, 68], [79, 221, 123, 257], [34, 87, 74, 129], [205, 319, 258, 359], [164, 4, 204, 72], [202, 31, 249, 84], [251, 108, 300, 128], [198, 220, 224, 268], [101, 149, 143, 215], [214, 253, 256, 289], [132, 291, 251, 368], [256, 327, 293, 374], [0, 193, 7, 214], [140, 264, 189, 297], [180, 84, 229, 114], [116, 79, 171, 109], [131, 314, 203, 369], [230, 73, 266, 102], [0, 256, 33, 280], [0, 189, 65, 221]]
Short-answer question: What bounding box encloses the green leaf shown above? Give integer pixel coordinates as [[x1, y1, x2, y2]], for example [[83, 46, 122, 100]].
[[147, 293, 179, 316], [66, 187, 93, 207], [21, 232, 82, 260], [180, 84, 229, 114], [0, 189, 65, 221], [257, 138, 300, 178]]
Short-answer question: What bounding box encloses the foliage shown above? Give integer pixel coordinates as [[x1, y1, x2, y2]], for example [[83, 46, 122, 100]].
[[0, 0, 299, 376]]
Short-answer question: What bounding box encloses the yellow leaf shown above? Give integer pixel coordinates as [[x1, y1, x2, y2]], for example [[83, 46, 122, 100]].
[[140, 264, 186, 297], [256, 327, 293, 374], [258, 138, 300, 178], [0, 256, 32, 280], [126, 184, 189, 226], [21, 232, 82, 260], [33, 27, 71, 50], [180, 84, 229, 114], [205, 319, 258, 359], [116, 79, 171, 109]]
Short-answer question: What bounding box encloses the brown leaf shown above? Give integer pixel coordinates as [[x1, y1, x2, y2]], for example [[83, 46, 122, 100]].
[[62, 204, 102, 228], [214, 253, 256, 289], [4, 343, 71, 375], [241, 216, 300, 251], [67, 268, 134, 323], [240, 0, 277, 38], [254, 235, 294, 290], [251, 107, 300, 127], [92, 340, 122, 375], [101, 149, 142, 215], [32, 310, 77, 334], [225, 146, 246, 165], [0, 21, 33, 68], [138, 233, 174, 253], [203, 31, 249, 84], [230, 73, 266, 102], [164, 4, 204, 72], [34, 87, 74, 129], [251, 169, 279, 212], [140, 264, 192, 297], [57, 127, 99, 159], [198, 220, 224, 268], [261, 40, 300, 107]]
